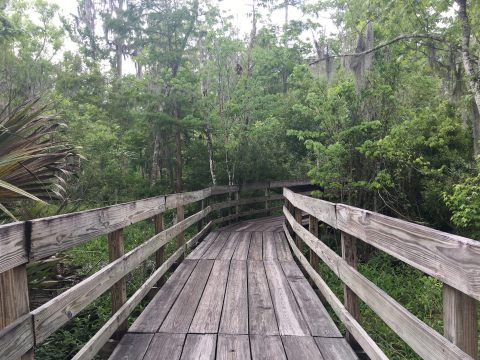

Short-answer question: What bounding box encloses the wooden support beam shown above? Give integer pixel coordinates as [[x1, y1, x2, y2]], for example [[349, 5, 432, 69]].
[[0, 266, 34, 360], [308, 216, 320, 272], [198, 199, 205, 232], [294, 207, 302, 249], [108, 229, 127, 337], [154, 213, 165, 286], [443, 284, 478, 358], [176, 205, 185, 257], [341, 231, 360, 348]]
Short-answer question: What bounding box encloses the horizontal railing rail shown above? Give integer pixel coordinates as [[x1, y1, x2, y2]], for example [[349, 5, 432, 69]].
[[0, 179, 308, 360], [283, 187, 479, 360]]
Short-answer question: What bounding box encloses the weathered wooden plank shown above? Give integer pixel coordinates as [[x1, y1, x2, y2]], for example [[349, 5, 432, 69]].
[[250, 335, 287, 360], [130, 259, 197, 332], [308, 216, 320, 273], [270, 179, 310, 188], [341, 231, 360, 346], [154, 213, 165, 273], [211, 185, 239, 195], [216, 335, 251, 360], [0, 314, 34, 360], [283, 188, 336, 228], [189, 260, 230, 333], [211, 195, 283, 212], [248, 232, 263, 260], [143, 333, 185, 360], [315, 337, 358, 360], [160, 260, 214, 333], [219, 260, 248, 334], [0, 263, 33, 360], [285, 209, 472, 360], [263, 232, 277, 260], [72, 248, 186, 360], [282, 335, 325, 360], [274, 232, 293, 262], [248, 260, 279, 335], [337, 203, 480, 301], [30, 196, 167, 260], [165, 188, 210, 209], [217, 233, 240, 260], [108, 229, 127, 336], [180, 334, 216, 360], [213, 207, 282, 225], [232, 232, 251, 261], [264, 261, 309, 336], [108, 333, 153, 360], [33, 208, 209, 343], [282, 223, 387, 360], [0, 221, 27, 273], [187, 232, 218, 260], [202, 232, 229, 259], [443, 284, 478, 358], [281, 261, 341, 337]]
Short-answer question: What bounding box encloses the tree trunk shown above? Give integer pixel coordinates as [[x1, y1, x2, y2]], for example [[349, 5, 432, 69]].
[[205, 125, 217, 185], [151, 133, 161, 185], [456, 0, 480, 155]]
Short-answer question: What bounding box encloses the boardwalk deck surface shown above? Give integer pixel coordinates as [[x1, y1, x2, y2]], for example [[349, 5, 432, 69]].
[[110, 216, 357, 360]]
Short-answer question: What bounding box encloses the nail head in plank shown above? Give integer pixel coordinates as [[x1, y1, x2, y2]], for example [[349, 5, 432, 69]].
[[216, 334, 251, 360]]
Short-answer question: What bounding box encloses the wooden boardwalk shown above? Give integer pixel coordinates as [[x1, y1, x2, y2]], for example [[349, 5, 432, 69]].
[[110, 216, 356, 360]]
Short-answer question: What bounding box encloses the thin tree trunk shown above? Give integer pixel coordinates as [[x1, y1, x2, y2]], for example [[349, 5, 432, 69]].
[[205, 125, 217, 185], [175, 123, 182, 193], [456, 0, 480, 155]]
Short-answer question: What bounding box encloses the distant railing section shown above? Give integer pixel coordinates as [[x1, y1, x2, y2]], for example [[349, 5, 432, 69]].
[[283, 188, 479, 360], [0, 179, 309, 360]]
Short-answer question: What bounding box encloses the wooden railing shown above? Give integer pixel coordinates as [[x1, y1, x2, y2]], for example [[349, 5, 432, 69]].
[[0, 180, 308, 360], [283, 188, 479, 360]]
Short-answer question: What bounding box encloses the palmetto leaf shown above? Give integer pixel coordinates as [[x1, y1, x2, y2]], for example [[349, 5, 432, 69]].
[[0, 98, 78, 218]]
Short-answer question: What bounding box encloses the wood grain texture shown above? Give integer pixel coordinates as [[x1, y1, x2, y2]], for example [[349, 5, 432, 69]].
[[232, 232, 251, 260], [189, 260, 230, 333], [0, 221, 27, 273], [211, 194, 283, 212], [248, 232, 263, 260], [187, 232, 218, 259], [143, 333, 185, 360], [108, 229, 127, 336], [108, 333, 153, 360], [283, 188, 336, 227], [282, 223, 388, 360], [284, 211, 473, 360], [0, 314, 34, 360], [217, 233, 240, 260], [202, 231, 229, 259], [308, 216, 320, 273], [33, 208, 209, 343], [270, 179, 310, 189], [263, 232, 277, 260], [220, 260, 248, 334], [248, 261, 279, 335], [154, 213, 165, 270], [282, 335, 325, 360], [129, 259, 197, 332], [275, 232, 293, 262], [315, 337, 358, 360], [160, 260, 214, 333], [216, 335, 251, 360], [443, 284, 478, 358], [250, 335, 287, 360], [30, 196, 167, 260], [211, 185, 239, 195], [281, 261, 341, 337], [72, 248, 186, 360], [180, 334, 216, 360], [337, 203, 480, 301], [264, 261, 309, 336], [165, 188, 210, 209]]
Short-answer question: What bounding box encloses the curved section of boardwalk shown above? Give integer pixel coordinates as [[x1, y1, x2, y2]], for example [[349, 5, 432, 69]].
[[110, 216, 357, 360]]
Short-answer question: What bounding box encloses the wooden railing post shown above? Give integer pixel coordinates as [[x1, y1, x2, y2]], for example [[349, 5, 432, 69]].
[[154, 213, 165, 286], [443, 284, 478, 358], [108, 229, 127, 336], [198, 199, 205, 232], [265, 188, 270, 216], [294, 206, 302, 249], [0, 266, 34, 359], [176, 205, 185, 256], [308, 215, 320, 272], [341, 231, 360, 347]]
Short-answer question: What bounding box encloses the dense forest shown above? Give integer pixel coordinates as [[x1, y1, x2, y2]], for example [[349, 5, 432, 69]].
[[1, 0, 480, 358]]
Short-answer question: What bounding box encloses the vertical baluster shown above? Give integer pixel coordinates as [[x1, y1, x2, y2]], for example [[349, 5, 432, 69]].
[[443, 284, 477, 358], [294, 207, 302, 249], [176, 204, 185, 257], [154, 213, 165, 286], [108, 229, 127, 336], [341, 231, 360, 347], [308, 215, 320, 272]]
